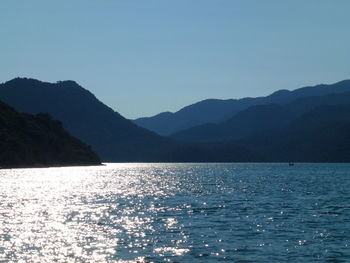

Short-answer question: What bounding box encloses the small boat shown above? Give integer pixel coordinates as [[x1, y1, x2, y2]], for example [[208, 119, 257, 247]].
[[289, 162, 294, 166]]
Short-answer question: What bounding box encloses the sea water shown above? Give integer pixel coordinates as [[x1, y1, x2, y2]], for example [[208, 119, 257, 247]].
[[0, 163, 349, 262]]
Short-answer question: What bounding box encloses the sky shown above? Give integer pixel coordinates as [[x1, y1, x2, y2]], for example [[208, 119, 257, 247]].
[[1, 0, 350, 119]]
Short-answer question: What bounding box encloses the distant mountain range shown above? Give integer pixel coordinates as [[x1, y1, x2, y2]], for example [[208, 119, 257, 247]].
[[172, 92, 350, 143], [2, 77, 350, 163], [0, 99, 101, 168], [134, 80, 350, 136], [0, 78, 257, 162], [136, 79, 350, 162]]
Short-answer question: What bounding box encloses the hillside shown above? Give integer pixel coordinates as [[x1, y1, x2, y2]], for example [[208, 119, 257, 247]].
[[0, 99, 101, 168], [172, 92, 350, 143], [0, 78, 257, 162], [134, 80, 350, 135], [237, 104, 350, 162], [0, 78, 174, 161]]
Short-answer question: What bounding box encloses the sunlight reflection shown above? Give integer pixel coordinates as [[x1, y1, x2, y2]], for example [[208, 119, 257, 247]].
[[1, 163, 344, 262], [0, 164, 189, 262]]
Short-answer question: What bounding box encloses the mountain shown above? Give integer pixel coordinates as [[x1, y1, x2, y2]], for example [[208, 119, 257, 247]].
[[0, 78, 173, 161], [3, 77, 349, 163], [172, 92, 350, 143], [0, 78, 257, 162], [237, 104, 350, 162], [133, 80, 350, 135], [0, 99, 101, 168]]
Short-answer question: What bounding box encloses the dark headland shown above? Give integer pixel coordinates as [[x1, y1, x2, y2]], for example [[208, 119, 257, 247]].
[[0, 98, 101, 169]]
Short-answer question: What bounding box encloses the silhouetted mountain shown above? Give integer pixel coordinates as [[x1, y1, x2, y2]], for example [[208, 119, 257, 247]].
[[238, 104, 350, 162], [0, 78, 257, 162], [172, 104, 295, 142], [134, 80, 350, 135], [0, 78, 172, 161], [0, 99, 101, 168], [172, 92, 350, 142]]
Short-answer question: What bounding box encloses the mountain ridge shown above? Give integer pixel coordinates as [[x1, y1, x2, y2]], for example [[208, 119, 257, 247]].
[[0, 78, 173, 161], [134, 80, 350, 135], [172, 91, 350, 143], [0, 77, 258, 162]]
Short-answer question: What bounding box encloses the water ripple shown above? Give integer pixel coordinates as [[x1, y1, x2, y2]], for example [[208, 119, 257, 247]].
[[0, 163, 349, 262]]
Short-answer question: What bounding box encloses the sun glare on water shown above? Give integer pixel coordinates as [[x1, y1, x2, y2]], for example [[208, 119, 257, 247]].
[[0, 164, 189, 262], [0, 163, 349, 262]]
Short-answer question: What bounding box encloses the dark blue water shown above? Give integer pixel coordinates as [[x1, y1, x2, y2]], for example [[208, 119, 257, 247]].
[[0, 163, 349, 262]]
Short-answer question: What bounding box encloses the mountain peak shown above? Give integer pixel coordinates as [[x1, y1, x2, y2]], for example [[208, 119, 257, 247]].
[[3, 77, 44, 86], [3, 78, 83, 90]]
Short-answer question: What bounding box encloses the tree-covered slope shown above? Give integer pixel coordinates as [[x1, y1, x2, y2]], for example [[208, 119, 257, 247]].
[[0, 100, 101, 168], [172, 92, 350, 143], [237, 104, 350, 162], [134, 80, 350, 135], [0, 78, 258, 162], [0, 78, 174, 161]]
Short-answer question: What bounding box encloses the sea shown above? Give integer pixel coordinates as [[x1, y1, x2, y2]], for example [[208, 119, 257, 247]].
[[0, 163, 349, 262]]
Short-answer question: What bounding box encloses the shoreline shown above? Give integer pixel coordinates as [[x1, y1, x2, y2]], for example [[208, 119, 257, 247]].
[[0, 162, 104, 170]]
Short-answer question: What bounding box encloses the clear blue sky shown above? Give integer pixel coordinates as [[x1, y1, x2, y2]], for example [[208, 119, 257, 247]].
[[1, 0, 350, 119]]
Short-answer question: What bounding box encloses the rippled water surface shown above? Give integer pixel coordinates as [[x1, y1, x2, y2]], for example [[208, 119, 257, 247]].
[[0, 163, 349, 262]]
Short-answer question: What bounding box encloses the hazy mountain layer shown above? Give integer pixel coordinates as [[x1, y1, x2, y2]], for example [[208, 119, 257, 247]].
[[238, 104, 350, 162], [134, 80, 350, 135], [172, 92, 350, 143]]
